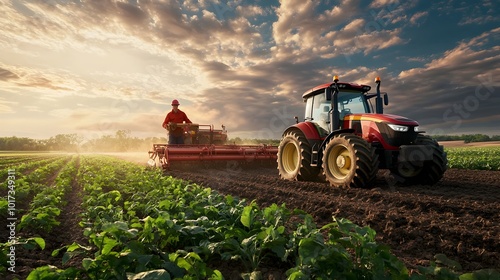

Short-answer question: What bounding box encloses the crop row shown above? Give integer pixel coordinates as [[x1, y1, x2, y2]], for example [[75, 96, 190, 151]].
[[0, 153, 60, 168], [0, 155, 72, 208], [445, 147, 500, 170], [17, 155, 79, 233], [0, 155, 76, 276], [0, 154, 67, 182]]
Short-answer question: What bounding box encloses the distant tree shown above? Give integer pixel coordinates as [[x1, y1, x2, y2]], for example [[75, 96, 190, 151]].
[[0, 136, 46, 151], [432, 135, 462, 141], [232, 137, 243, 144], [115, 130, 131, 151], [491, 135, 500, 141], [45, 134, 81, 151], [463, 134, 490, 143]]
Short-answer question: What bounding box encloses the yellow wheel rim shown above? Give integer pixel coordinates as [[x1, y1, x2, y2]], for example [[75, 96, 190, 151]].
[[327, 145, 352, 179], [282, 142, 299, 174]]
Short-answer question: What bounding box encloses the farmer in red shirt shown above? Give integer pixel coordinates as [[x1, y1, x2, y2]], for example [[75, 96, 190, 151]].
[[162, 99, 192, 144]]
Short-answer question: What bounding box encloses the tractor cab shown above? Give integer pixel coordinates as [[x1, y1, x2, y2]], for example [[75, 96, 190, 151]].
[[302, 76, 390, 136], [304, 88, 372, 135]]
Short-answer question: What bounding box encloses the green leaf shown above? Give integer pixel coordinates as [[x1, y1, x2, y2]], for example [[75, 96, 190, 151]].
[[186, 252, 202, 262], [175, 257, 192, 271], [102, 221, 129, 233], [82, 258, 93, 270], [298, 237, 323, 264], [101, 237, 119, 254], [67, 242, 92, 252], [459, 269, 500, 280], [62, 251, 77, 265], [137, 254, 153, 266], [27, 265, 64, 279], [31, 237, 46, 250], [241, 205, 254, 228], [287, 270, 307, 280], [226, 195, 234, 205], [208, 269, 224, 280], [159, 199, 173, 209], [128, 269, 171, 280], [435, 253, 462, 270]]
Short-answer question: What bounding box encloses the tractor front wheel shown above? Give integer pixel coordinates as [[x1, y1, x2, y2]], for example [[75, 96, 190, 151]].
[[277, 130, 320, 181], [392, 134, 447, 185], [322, 134, 378, 188]]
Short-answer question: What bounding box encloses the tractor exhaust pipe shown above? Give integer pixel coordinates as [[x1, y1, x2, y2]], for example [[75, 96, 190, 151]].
[[375, 76, 383, 114], [329, 75, 340, 131]]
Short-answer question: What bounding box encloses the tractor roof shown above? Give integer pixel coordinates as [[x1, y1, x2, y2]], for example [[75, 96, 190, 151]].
[[302, 82, 371, 99]]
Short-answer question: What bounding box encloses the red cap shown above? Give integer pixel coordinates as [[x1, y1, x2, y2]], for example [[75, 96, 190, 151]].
[[171, 99, 180, 106]]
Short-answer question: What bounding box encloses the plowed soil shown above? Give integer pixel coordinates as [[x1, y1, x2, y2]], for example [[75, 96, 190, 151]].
[[167, 165, 500, 272]]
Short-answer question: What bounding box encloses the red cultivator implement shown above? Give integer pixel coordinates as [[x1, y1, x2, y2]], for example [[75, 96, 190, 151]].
[[148, 143, 278, 170], [148, 123, 278, 170]]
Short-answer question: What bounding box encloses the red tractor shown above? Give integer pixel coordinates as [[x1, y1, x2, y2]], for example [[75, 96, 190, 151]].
[[277, 76, 447, 188]]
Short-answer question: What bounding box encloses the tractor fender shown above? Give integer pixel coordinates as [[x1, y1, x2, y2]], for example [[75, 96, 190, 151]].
[[321, 128, 355, 149], [282, 122, 322, 141]]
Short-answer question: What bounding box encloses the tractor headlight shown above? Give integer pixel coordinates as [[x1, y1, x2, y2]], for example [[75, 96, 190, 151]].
[[414, 126, 420, 132], [388, 124, 409, 132]]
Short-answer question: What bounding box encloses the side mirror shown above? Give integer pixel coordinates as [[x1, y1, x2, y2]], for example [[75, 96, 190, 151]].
[[383, 93, 389, 106], [294, 116, 299, 124], [325, 88, 331, 101]]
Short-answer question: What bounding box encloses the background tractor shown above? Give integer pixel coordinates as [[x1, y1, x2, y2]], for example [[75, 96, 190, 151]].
[[277, 76, 447, 188]]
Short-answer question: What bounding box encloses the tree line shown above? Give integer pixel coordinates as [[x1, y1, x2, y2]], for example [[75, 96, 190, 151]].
[[0, 130, 166, 152], [0, 132, 498, 152], [432, 134, 500, 143]]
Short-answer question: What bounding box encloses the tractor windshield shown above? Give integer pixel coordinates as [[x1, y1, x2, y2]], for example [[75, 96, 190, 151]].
[[338, 91, 370, 115], [307, 90, 369, 133]]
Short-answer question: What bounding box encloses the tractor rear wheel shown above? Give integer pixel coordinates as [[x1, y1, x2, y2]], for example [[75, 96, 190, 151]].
[[277, 130, 320, 181], [393, 134, 447, 185], [322, 134, 378, 188]]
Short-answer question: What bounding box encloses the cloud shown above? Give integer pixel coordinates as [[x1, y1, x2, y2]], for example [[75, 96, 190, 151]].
[[457, 0, 499, 26], [3, 65, 85, 93], [271, 0, 406, 60], [394, 28, 500, 134], [370, 0, 401, 9], [0, 64, 85, 94], [0, 67, 19, 81], [409, 11, 428, 25], [399, 28, 500, 81]]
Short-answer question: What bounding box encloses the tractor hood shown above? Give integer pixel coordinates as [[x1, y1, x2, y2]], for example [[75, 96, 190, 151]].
[[344, 113, 419, 126], [343, 113, 420, 148]]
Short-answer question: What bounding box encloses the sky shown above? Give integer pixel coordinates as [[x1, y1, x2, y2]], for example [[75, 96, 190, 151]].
[[0, 0, 499, 142]]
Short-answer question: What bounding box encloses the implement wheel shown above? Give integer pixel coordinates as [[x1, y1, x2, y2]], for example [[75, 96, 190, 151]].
[[277, 130, 319, 181], [322, 133, 378, 188]]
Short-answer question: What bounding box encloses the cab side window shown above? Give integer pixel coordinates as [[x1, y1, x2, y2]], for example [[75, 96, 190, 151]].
[[311, 93, 330, 133]]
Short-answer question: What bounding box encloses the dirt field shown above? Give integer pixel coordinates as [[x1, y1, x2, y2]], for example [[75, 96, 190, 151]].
[[167, 164, 500, 272]]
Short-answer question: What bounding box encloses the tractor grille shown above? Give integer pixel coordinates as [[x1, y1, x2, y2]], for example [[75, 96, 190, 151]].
[[376, 123, 419, 147]]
